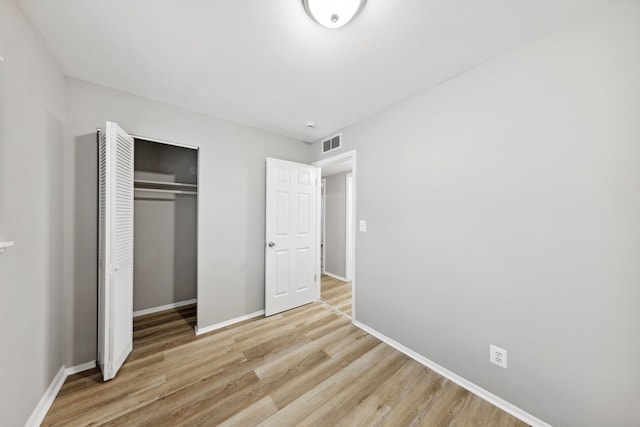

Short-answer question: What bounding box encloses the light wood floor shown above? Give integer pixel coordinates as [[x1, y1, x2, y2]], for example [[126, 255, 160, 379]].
[[42, 303, 527, 426], [320, 274, 352, 317]]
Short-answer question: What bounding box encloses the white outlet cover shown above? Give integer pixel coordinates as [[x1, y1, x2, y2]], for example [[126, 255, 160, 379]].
[[490, 344, 508, 368], [359, 220, 367, 232]]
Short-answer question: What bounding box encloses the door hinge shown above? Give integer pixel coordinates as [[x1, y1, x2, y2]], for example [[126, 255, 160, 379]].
[[314, 274, 317, 282]]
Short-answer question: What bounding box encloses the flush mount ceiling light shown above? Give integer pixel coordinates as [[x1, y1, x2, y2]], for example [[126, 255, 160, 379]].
[[303, 0, 366, 29]]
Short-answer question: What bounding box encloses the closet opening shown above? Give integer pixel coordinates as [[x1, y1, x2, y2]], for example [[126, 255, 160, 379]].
[[132, 137, 198, 328]]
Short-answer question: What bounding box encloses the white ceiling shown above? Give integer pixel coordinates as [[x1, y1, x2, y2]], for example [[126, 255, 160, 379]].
[[19, 0, 615, 142]]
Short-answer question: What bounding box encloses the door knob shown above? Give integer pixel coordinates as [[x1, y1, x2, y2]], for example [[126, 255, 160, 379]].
[[268, 241, 276, 248]]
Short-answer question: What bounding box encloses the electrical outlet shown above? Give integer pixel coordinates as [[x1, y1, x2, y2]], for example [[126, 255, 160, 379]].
[[359, 220, 367, 232], [490, 344, 507, 368]]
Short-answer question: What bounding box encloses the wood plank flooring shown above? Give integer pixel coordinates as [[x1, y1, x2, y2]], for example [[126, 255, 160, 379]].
[[42, 303, 528, 426], [320, 275, 352, 317]]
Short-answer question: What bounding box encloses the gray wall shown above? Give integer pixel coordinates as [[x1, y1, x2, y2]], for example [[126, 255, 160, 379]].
[[0, 1, 66, 425], [324, 172, 347, 279], [64, 78, 312, 366], [134, 192, 197, 311], [313, 2, 640, 426], [133, 174, 197, 312]]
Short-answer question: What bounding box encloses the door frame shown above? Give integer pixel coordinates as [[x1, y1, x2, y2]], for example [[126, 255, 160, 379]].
[[312, 150, 357, 319], [345, 172, 354, 282], [321, 177, 326, 275]]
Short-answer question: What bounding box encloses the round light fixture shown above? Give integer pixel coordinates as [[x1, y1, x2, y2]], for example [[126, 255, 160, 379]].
[[303, 0, 366, 29]]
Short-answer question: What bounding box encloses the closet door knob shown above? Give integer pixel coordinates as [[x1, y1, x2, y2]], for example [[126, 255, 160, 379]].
[[268, 241, 276, 248]]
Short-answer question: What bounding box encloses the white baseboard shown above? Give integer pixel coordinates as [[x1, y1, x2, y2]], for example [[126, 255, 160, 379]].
[[66, 360, 96, 376], [24, 365, 66, 427], [195, 310, 265, 336], [25, 359, 98, 427], [353, 320, 551, 427], [323, 271, 347, 282], [133, 298, 197, 317]]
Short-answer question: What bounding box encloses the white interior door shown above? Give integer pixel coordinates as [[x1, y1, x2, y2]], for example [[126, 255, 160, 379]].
[[265, 158, 318, 316], [98, 121, 134, 381]]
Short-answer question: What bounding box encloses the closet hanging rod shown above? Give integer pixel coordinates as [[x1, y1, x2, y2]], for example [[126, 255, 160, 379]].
[[134, 188, 197, 195], [134, 179, 198, 188]]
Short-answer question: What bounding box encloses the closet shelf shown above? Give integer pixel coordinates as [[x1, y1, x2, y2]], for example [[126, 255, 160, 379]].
[[134, 179, 198, 196], [134, 188, 197, 196], [134, 179, 197, 188]]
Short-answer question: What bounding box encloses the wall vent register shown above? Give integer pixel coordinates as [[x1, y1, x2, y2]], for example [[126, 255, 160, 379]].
[[322, 134, 342, 154]]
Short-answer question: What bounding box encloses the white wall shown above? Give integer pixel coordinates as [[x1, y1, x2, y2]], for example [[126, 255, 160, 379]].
[[324, 172, 348, 279], [64, 78, 313, 366], [0, 1, 66, 425], [313, 2, 640, 426]]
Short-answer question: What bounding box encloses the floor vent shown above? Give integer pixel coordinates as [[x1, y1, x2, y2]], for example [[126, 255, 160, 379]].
[[322, 133, 341, 154]]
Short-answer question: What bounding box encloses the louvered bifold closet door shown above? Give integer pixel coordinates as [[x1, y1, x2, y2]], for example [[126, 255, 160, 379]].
[[98, 121, 134, 381]]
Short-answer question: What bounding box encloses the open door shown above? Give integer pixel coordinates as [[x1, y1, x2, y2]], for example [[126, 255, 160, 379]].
[[98, 121, 134, 381], [265, 158, 318, 316]]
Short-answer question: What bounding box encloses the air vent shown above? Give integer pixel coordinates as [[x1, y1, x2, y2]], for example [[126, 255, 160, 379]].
[[322, 134, 341, 154]]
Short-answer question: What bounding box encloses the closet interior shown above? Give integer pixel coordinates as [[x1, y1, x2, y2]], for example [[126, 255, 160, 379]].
[[133, 138, 198, 318]]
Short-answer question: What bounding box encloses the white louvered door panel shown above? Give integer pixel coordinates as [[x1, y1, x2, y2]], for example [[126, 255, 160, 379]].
[[98, 121, 134, 381], [98, 130, 108, 375], [265, 158, 318, 316]]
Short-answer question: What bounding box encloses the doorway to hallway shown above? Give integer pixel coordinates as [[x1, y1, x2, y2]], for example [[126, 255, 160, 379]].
[[314, 150, 356, 319]]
